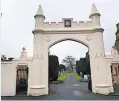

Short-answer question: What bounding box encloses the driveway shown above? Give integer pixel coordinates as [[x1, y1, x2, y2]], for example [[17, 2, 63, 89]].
[[2, 73, 119, 100]]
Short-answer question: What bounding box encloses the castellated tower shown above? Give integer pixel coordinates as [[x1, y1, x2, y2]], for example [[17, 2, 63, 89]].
[[28, 5, 49, 96]]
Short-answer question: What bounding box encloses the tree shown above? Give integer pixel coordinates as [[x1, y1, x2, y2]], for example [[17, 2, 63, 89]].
[[84, 52, 91, 75], [1, 55, 14, 61], [62, 56, 76, 71], [76, 57, 86, 77], [49, 55, 59, 81], [76, 51, 91, 77], [1, 55, 7, 61], [8, 57, 14, 61], [59, 64, 66, 74]]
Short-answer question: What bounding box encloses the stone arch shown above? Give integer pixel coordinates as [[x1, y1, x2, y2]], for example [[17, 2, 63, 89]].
[[48, 37, 89, 49], [48, 37, 91, 83]]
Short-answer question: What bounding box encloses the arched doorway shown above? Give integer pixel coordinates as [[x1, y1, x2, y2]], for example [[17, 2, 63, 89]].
[[16, 65, 29, 95], [48, 39, 92, 95]]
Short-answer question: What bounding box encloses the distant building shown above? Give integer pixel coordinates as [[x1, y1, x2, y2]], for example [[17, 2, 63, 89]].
[[106, 48, 119, 85], [111, 24, 119, 84]]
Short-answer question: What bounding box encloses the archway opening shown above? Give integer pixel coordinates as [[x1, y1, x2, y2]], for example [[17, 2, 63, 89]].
[[16, 65, 28, 95], [48, 39, 92, 96]]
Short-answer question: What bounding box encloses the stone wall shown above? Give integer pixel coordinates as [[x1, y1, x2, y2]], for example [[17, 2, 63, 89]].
[[1, 48, 33, 96]]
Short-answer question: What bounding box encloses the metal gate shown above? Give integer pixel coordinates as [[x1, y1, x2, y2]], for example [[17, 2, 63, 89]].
[[16, 65, 28, 95]]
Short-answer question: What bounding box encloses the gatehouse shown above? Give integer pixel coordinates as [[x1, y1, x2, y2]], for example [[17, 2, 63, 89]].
[[2, 4, 119, 96]]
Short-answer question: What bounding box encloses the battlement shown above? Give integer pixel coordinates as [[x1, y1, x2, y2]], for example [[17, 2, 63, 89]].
[[44, 18, 92, 29]]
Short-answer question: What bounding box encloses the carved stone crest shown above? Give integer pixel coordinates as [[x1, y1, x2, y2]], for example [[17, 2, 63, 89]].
[[46, 36, 51, 42], [64, 19, 71, 27], [86, 34, 91, 41]]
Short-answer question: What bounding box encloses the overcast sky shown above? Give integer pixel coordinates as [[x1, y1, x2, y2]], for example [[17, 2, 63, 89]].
[[1, 0, 119, 63]]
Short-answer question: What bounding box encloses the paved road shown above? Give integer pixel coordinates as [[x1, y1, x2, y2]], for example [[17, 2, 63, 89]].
[[2, 73, 119, 100]]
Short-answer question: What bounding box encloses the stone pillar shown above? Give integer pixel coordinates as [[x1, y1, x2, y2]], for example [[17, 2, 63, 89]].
[[89, 28, 114, 95], [28, 5, 48, 96], [88, 4, 114, 95]]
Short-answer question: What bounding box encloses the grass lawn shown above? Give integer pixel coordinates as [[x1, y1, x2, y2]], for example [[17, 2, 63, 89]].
[[72, 72, 82, 80], [57, 72, 68, 81]]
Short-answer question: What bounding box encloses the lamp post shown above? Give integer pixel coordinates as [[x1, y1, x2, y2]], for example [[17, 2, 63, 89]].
[[115, 23, 119, 53]]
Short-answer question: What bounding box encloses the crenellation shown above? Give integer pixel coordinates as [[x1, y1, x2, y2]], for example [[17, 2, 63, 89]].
[[78, 21, 87, 27], [50, 22, 57, 26], [79, 21, 85, 23], [51, 22, 57, 24], [86, 21, 92, 26], [49, 22, 51, 24], [44, 22, 50, 24], [56, 22, 59, 25], [73, 21, 77, 23], [44, 19, 93, 28], [57, 22, 63, 24], [86, 21, 92, 23]]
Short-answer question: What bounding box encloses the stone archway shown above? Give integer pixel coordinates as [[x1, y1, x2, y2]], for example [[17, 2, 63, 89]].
[[48, 38, 89, 49], [48, 39, 91, 92], [28, 4, 114, 96]]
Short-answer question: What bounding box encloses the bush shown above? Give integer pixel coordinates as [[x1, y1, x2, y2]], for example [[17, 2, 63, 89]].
[[49, 55, 59, 81]]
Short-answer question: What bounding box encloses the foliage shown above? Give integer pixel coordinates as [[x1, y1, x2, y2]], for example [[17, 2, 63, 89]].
[[1, 55, 14, 61], [1, 55, 7, 61], [72, 72, 82, 80], [57, 72, 67, 81], [76, 58, 86, 75], [8, 57, 14, 61], [49, 55, 59, 81], [59, 64, 66, 73], [112, 75, 114, 81], [76, 51, 91, 77], [62, 56, 76, 71]]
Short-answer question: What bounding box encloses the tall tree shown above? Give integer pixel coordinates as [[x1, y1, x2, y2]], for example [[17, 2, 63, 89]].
[[62, 56, 76, 71]]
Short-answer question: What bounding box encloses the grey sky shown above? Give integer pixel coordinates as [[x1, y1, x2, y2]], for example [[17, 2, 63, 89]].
[[1, 0, 119, 63]]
